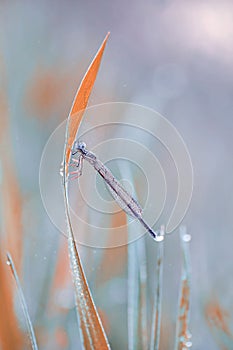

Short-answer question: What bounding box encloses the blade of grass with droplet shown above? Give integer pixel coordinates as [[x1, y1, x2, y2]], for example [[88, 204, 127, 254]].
[[127, 224, 148, 350], [62, 33, 110, 349], [118, 163, 139, 350], [0, 247, 24, 349], [174, 226, 192, 350], [150, 228, 164, 350], [7, 252, 38, 350], [118, 163, 147, 350], [127, 239, 140, 350], [137, 239, 148, 350]]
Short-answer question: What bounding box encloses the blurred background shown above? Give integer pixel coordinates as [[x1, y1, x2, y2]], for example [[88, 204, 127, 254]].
[[1, 0, 233, 349]]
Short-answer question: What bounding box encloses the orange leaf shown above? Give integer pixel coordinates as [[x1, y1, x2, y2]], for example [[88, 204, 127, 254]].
[[65, 32, 110, 175]]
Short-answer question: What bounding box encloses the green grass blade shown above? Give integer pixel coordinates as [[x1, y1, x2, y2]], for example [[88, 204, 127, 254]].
[[127, 233, 148, 350], [120, 163, 148, 350], [127, 239, 139, 350], [7, 252, 38, 350], [137, 240, 148, 350]]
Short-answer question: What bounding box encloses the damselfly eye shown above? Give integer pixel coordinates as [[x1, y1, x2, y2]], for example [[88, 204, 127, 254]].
[[78, 141, 86, 150]]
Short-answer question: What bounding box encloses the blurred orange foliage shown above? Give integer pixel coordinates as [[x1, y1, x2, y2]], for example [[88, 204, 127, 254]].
[[98, 210, 127, 284], [0, 57, 25, 349], [205, 298, 232, 337], [55, 327, 69, 348], [0, 60, 23, 269], [1, 160, 24, 269], [25, 66, 69, 120]]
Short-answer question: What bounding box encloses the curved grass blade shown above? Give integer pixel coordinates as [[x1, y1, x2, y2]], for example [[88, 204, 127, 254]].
[[6, 252, 38, 350], [62, 34, 110, 349], [174, 226, 192, 350], [150, 226, 164, 350]]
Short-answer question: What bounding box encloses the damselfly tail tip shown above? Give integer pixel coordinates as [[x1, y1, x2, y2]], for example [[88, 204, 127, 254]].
[[154, 235, 164, 242], [154, 225, 165, 242]]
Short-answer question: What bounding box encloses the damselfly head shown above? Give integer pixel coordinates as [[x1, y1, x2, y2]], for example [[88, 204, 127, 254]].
[[77, 141, 87, 152], [72, 140, 87, 155]]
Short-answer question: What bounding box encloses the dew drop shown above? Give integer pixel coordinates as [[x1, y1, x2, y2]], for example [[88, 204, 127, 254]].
[[60, 162, 64, 177], [155, 235, 164, 243], [183, 234, 191, 242], [6, 260, 10, 266], [154, 225, 165, 242], [184, 340, 192, 347], [180, 331, 192, 348]]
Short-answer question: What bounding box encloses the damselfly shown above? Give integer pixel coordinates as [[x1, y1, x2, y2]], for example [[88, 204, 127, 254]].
[[70, 141, 164, 242]]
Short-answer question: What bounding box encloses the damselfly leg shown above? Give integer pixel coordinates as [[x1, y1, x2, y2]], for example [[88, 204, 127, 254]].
[[69, 155, 84, 180]]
